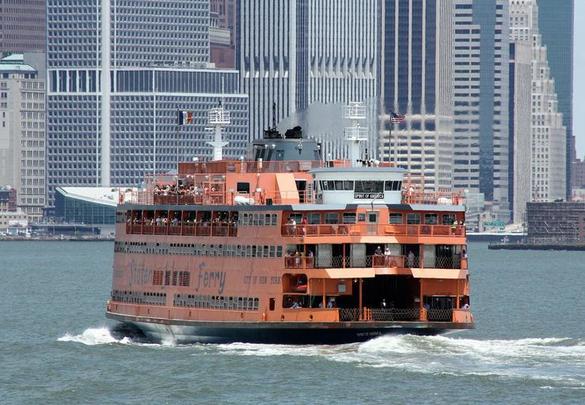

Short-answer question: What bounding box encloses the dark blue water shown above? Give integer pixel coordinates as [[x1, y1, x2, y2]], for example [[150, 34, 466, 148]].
[[1, 241, 584, 404]]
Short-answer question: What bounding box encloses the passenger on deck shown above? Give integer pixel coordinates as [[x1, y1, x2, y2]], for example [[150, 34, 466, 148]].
[[287, 216, 297, 236], [327, 298, 335, 308], [375, 246, 383, 255], [384, 247, 391, 265], [407, 251, 415, 267]]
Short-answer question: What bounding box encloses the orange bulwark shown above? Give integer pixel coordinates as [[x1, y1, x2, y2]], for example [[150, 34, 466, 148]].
[[107, 135, 474, 344]]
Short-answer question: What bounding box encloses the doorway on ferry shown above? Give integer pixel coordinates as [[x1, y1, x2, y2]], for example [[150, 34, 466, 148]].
[[295, 180, 307, 203], [361, 276, 420, 309]]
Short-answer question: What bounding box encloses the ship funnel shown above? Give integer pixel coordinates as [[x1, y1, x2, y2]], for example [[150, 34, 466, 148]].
[[207, 102, 231, 161], [344, 102, 368, 167]]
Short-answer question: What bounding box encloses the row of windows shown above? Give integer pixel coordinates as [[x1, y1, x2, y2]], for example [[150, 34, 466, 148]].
[[115, 241, 285, 258], [111, 290, 166, 305], [174, 294, 260, 311], [389, 213, 457, 225], [153, 270, 190, 287]]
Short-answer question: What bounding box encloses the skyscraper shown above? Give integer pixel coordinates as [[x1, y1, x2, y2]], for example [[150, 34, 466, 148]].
[[509, 0, 566, 207], [237, 0, 379, 154], [508, 0, 533, 223], [0, 0, 46, 53], [536, 0, 574, 199], [380, 0, 454, 191], [451, 0, 510, 220], [0, 54, 46, 219], [47, 1, 249, 205]]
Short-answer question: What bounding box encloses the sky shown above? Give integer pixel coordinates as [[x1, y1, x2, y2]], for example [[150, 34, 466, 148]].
[[574, 1, 584, 157]]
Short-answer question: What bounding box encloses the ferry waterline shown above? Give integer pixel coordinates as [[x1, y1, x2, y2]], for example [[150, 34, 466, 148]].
[[106, 115, 473, 344]]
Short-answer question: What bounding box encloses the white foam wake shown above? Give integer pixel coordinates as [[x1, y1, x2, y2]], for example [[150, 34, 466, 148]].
[[216, 335, 585, 386], [58, 327, 133, 346]]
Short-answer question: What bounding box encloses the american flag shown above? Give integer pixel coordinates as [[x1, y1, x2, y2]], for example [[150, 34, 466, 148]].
[[390, 112, 405, 124]]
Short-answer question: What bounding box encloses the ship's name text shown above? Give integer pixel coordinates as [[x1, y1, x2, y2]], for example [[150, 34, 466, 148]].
[[195, 271, 226, 294]]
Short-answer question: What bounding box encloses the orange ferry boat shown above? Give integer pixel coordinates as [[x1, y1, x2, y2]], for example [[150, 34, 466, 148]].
[[106, 124, 474, 344]]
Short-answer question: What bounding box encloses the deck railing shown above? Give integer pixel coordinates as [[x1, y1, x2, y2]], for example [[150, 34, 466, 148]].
[[427, 308, 454, 322], [281, 223, 465, 238], [339, 308, 423, 322], [284, 254, 467, 270]]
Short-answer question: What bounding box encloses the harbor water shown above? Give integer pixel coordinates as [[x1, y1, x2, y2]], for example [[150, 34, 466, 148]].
[[1, 241, 584, 404]]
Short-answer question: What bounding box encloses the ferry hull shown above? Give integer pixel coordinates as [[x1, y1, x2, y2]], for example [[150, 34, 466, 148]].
[[107, 312, 473, 344]]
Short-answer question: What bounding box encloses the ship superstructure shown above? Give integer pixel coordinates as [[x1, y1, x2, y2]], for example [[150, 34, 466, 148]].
[[107, 123, 473, 344]]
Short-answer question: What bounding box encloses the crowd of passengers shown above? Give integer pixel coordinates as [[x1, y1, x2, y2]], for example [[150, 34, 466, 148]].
[[127, 212, 238, 228], [153, 182, 222, 197]]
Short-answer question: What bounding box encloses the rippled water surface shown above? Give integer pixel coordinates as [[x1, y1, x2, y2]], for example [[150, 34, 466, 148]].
[[1, 241, 584, 404]]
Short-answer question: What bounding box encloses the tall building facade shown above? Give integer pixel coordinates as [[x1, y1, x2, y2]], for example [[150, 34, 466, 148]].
[[380, 0, 454, 191], [210, 0, 236, 68], [509, 0, 535, 223], [237, 0, 379, 153], [47, 1, 249, 205], [509, 0, 566, 210], [451, 0, 510, 220], [0, 54, 46, 219], [536, 0, 574, 199], [0, 0, 46, 53]]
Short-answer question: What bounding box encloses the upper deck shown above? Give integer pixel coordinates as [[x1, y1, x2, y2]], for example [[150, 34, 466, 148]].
[[122, 159, 465, 209]]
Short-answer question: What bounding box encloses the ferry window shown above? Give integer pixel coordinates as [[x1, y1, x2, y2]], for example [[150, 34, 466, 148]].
[[236, 182, 250, 193], [335, 180, 344, 190], [269, 246, 276, 257], [263, 246, 270, 257], [442, 214, 456, 225], [326, 181, 335, 190], [407, 213, 421, 224], [265, 214, 271, 225], [389, 213, 403, 224], [343, 180, 354, 190], [385, 181, 402, 191], [424, 213, 438, 225], [277, 246, 283, 257], [355, 181, 384, 193], [164, 271, 171, 286], [358, 213, 366, 222], [271, 214, 278, 225], [241, 213, 248, 225], [252, 246, 257, 257], [325, 213, 339, 224], [308, 213, 321, 224], [343, 213, 356, 223], [153, 270, 163, 285], [320, 180, 329, 191], [269, 298, 275, 311]]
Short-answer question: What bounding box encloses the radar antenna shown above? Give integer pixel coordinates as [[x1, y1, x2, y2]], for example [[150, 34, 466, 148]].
[[344, 101, 368, 167], [206, 103, 231, 161]]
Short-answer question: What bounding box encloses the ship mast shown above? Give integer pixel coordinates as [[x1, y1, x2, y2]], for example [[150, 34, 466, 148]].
[[207, 101, 231, 161], [344, 101, 368, 167]]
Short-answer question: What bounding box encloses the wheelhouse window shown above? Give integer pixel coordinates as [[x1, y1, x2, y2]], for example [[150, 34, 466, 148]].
[[384, 181, 402, 191], [389, 213, 403, 224], [320, 180, 354, 191], [355, 181, 384, 193], [407, 213, 421, 224]]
